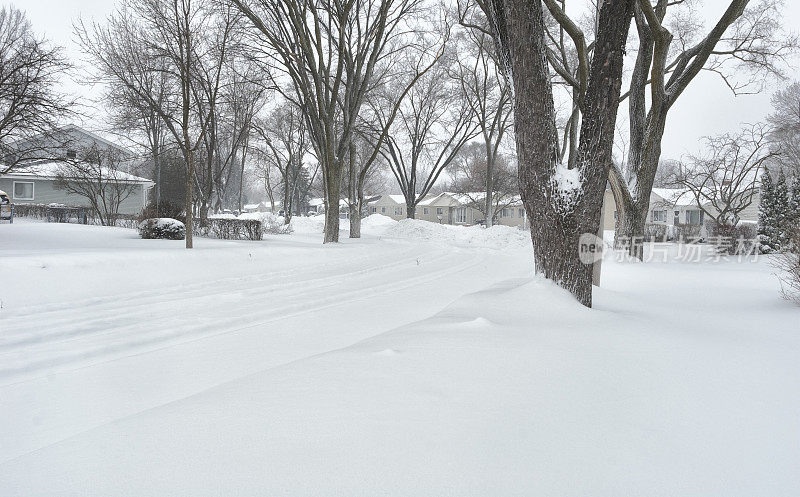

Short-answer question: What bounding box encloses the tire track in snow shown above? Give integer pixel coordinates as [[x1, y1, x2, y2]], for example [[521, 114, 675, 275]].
[[0, 247, 485, 385]]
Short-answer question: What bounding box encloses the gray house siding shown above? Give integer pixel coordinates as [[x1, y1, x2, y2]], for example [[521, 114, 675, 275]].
[[0, 177, 147, 215]]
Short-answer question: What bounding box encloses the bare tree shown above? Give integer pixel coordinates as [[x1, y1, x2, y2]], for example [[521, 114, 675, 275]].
[[77, 0, 233, 248], [451, 11, 513, 227], [376, 56, 479, 219], [673, 123, 777, 227], [99, 55, 173, 210], [0, 7, 74, 173], [487, 0, 635, 307], [255, 101, 311, 225], [230, 0, 424, 243], [609, 0, 797, 258], [448, 141, 517, 223], [767, 81, 800, 181], [54, 143, 140, 226]]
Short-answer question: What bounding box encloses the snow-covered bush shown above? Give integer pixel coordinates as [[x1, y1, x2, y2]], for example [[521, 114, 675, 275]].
[[240, 212, 293, 235], [138, 218, 186, 240]]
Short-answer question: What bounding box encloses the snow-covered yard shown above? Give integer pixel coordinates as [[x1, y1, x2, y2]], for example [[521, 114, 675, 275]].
[[1, 217, 798, 496]]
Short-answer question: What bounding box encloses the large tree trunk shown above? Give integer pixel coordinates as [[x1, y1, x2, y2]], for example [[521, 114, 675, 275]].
[[611, 111, 667, 259], [485, 141, 494, 227], [347, 139, 361, 239], [494, 0, 633, 306], [283, 172, 291, 225], [349, 201, 361, 238], [184, 147, 194, 249], [405, 201, 416, 219], [323, 164, 342, 243]]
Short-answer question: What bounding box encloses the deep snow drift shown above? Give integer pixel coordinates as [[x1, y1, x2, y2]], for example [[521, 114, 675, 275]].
[[0, 216, 798, 496]]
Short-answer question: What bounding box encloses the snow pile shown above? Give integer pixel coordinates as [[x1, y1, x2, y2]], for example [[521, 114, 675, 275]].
[[238, 211, 291, 234], [360, 213, 397, 232], [385, 218, 531, 250], [289, 215, 326, 234]]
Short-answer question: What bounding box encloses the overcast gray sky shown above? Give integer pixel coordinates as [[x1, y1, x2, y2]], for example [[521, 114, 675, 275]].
[[17, 0, 800, 162]]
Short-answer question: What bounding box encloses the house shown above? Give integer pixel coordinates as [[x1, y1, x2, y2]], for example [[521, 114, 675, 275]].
[[243, 201, 270, 213], [368, 192, 528, 228], [368, 195, 409, 219], [0, 126, 153, 215], [601, 187, 760, 234], [0, 162, 153, 215]]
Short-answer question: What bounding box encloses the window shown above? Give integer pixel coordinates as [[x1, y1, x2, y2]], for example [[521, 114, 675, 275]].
[[371, 207, 377, 213], [436, 207, 443, 215], [455, 207, 467, 223], [501, 208, 511, 218], [13, 181, 34, 200], [685, 209, 703, 225], [651, 210, 666, 222], [423, 207, 429, 215], [518, 208, 524, 218], [381, 207, 386, 213], [394, 207, 403, 216], [674, 210, 680, 225], [613, 210, 618, 220]]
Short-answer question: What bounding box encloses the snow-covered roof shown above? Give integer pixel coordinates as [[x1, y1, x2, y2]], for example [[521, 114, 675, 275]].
[[3, 162, 153, 184], [435, 192, 523, 207], [651, 188, 697, 207], [416, 193, 444, 206], [308, 198, 324, 207]]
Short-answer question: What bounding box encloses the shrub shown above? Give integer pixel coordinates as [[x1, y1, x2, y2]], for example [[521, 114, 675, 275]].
[[198, 218, 263, 241], [773, 228, 800, 305], [644, 223, 668, 242], [138, 218, 186, 240], [674, 223, 703, 243], [708, 222, 758, 255]]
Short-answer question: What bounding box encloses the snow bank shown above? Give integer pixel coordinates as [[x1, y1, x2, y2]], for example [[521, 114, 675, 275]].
[[384, 218, 531, 250], [289, 215, 326, 234]]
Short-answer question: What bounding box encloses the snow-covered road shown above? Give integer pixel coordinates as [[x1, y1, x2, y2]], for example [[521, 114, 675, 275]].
[[0, 220, 529, 465]]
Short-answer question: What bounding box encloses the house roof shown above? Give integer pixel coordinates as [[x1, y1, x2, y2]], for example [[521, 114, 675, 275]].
[[651, 188, 698, 207], [2, 161, 153, 184]]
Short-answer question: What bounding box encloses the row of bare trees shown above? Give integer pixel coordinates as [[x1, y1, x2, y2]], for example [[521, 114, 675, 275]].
[[0, 7, 74, 173], [8, 0, 797, 306]]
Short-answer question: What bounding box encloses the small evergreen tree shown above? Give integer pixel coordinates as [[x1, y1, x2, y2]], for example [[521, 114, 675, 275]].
[[788, 179, 800, 251], [775, 170, 792, 249], [759, 171, 780, 253]]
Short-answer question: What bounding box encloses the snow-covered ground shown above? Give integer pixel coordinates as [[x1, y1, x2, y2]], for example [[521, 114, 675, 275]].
[[1, 216, 798, 496]]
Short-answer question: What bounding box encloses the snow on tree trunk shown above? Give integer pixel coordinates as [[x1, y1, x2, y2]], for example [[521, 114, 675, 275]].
[[349, 201, 361, 238]]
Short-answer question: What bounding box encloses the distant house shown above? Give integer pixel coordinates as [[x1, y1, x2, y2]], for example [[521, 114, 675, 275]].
[[243, 201, 270, 213], [368, 195, 409, 219], [602, 187, 760, 233], [368, 192, 528, 228], [0, 125, 153, 215]]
